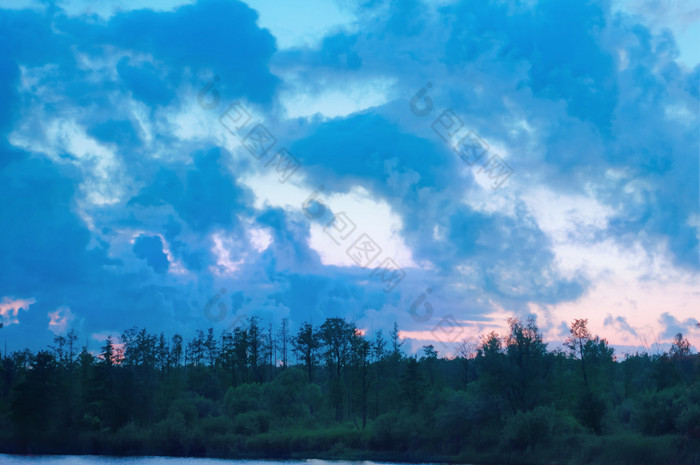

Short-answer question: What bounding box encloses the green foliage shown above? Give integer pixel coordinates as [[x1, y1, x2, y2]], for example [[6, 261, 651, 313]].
[[233, 410, 272, 435], [224, 383, 264, 416], [676, 401, 700, 438], [265, 367, 321, 420], [570, 434, 688, 465], [370, 410, 426, 451], [0, 317, 698, 464], [169, 397, 198, 427], [631, 386, 686, 435], [502, 405, 584, 451], [575, 390, 607, 434]]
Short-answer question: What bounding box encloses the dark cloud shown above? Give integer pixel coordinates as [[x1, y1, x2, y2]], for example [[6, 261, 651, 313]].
[[659, 312, 699, 339], [129, 147, 254, 232], [91, 0, 279, 104], [116, 57, 176, 106], [604, 314, 638, 337], [133, 234, 170, 273], [0, 149, 187, 349], [0, 0, 697, 353]]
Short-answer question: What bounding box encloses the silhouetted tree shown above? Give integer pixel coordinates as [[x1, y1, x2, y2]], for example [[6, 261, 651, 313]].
[[293, 322, 320, 382], [670, 333, 691, 359], [565, 319, 592, 388], [278, 317, 290, 369]]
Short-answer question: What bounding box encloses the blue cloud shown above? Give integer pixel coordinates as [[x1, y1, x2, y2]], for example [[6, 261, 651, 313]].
[[659, 312, 699, 339], [88, 0, 279, 104], [604, 315, 638, 337], [291, 113, 456, 198], [0, 154, 102, 294], [0, 150, 188, 347], [116, 57, 176, 106], [87, 119, 141, 148], [133, 234, 170, 273], [129, 148, 254, 232], [0, 57, 20, 136], [0, 0, 697, 353]]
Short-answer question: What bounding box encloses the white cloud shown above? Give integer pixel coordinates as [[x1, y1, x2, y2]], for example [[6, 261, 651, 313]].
[[279, 76, 397, 119], [612, 0, 700, 67], [210, 232, 246, 276], [9, 116, 124, 205], [248, 227, 272, 252], [243, 0, 357, 49], [514, 181, 700, 352], [48, 306, 75, 335], [307, 186, 417, 269]]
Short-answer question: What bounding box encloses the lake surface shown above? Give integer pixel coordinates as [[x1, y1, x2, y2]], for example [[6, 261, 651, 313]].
[[0, 457, 438, 465]]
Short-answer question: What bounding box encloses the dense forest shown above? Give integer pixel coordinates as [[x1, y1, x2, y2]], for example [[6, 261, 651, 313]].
[[0, 316, 699, 465]]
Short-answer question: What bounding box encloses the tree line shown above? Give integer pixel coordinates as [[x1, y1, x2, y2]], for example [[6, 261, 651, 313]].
[[0, 315, 698, 465]]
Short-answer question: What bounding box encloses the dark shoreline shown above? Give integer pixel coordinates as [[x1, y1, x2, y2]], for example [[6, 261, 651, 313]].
[[0, 450, 458, 464], [2, 433, 699, 465]]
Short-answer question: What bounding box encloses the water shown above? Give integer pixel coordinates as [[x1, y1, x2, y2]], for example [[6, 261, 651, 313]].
[[0, 457, 425, 465]]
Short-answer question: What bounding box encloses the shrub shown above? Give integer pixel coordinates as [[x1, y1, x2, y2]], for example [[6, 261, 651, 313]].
[[632, 387, 684, 435], [676, 403, 700, 438], [224, 383, 265, 416], [502, 405, 584, 451], [233, 410, 272, 435]]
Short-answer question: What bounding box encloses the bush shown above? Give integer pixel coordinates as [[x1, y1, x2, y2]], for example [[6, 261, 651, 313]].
[[575, 391, 607, 434], [676, 403, 700, 438], [234, 410, 272, 435], [502, 405, 584, 451], [433, 391, 472, 453], [244, 426, 362, 455], [152, 412, 188, 455], [632, 387, 684, 435], [369, 410, 427, 452], [168, 397, 198, 427], [112, 421, 148, 454], [264, 368, 321, 420], [572, 434, 683, 465], [199, 414, 232, 436], [224, 383, 265, 416]]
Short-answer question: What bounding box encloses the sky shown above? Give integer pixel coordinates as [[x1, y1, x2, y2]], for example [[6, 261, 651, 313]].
[[0, 0, 698, 357]]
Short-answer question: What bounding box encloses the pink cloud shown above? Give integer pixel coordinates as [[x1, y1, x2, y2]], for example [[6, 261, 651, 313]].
[[0, 296, 36, 326]]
